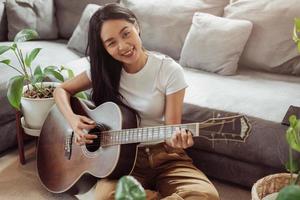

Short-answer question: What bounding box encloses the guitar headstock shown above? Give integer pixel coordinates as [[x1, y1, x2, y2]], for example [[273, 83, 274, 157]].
[[197, 115, 251, 142]]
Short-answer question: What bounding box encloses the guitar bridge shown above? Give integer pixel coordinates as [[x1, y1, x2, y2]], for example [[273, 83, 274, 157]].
[[64, 133, 73, 160]]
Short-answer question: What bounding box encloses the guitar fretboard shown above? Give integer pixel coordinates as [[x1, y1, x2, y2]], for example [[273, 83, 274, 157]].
[[100, 123, 199, 146]]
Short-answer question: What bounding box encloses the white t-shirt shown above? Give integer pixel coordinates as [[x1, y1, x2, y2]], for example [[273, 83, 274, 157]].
[[86, 51, 188, 127]]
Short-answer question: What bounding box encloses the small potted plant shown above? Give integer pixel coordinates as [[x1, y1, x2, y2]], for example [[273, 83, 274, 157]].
[[0, 29, 86, 132]]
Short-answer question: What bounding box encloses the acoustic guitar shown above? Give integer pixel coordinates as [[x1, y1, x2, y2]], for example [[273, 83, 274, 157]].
[[37, 97, 251, 194]]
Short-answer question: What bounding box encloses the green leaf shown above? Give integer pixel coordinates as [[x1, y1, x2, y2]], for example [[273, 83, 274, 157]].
[[7, 76, 25, 110], [285, 159, 299, 173], [277, 185, 300, 200], [14, 29, 39, 42], [0, 46, 11, 55], [25, 48, 41, 67], [297, 42, 300, 54], [289, 115, 298, 128], [74, 92, 88, 100], [34, 65, 43, 76], [32, 74, 44, 85], [44, 65, 58, 71], [11, 43, 17, 51], [44, 68, 64, 82], [66, 68, 75, 79], [115, 176, 146, 200], [295, 18, 300, 32], [0, 59, 11, 65], [286, 128, 300, 152]]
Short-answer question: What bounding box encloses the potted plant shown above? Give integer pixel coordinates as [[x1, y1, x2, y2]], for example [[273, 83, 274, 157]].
[[0, 29, 86, 131]]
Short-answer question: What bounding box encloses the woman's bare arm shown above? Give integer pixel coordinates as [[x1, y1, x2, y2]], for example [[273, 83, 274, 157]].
[[53, 71, 96, 144], [164, 88, 194, 149]]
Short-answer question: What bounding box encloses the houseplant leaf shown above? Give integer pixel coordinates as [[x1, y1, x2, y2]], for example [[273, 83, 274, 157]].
[[277, 185, 300, 200], [286, 128, 300, 152], [115, 176, 146, 200], [25, 48, 41, 67], [0, 46, 11, 55], [14, 29, 39, 42], [7, 76, 25, 110], [66, 68, 75, 79], [295, 18, 300, 32], [285, 159, 299, 173], [44, 68, 64, 82], [0, 59, 11, 65], [75, 92, 88, 100]]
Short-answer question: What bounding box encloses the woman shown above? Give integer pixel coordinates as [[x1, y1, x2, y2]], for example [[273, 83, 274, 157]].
[[54, 3, 219, 200]]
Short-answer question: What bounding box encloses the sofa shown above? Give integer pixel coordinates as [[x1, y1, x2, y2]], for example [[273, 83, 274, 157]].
[[1, 0, 300, 192]]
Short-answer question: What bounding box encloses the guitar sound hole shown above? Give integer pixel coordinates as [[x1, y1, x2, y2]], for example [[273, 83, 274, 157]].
[[85, 127, 101, 152]]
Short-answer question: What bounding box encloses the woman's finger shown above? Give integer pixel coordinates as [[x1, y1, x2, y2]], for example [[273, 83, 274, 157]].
[[81, 116, 96, 125], [181, 129, 188, 148], [174, 128, 182, 148], [186, 130, 194, 147]]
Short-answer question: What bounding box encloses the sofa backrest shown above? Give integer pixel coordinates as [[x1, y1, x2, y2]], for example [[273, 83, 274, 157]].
[[0, 0, 7, 41], [54, 0, 119, 39]]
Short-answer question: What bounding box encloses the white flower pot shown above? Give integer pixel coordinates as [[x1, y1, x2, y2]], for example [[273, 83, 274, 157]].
[[21, 82, 59, 130]]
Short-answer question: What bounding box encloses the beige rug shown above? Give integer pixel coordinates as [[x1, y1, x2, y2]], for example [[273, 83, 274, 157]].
[[0, 143, 76, 200], [0, 142, 251, 200]]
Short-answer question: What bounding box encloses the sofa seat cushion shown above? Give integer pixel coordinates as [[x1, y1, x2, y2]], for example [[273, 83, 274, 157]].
[[184, 67, 300, 123], [0, 40, 81, 91]]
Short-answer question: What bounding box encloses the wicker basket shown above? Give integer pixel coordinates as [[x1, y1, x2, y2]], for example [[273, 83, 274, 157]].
[[251, 173, 297, 200]]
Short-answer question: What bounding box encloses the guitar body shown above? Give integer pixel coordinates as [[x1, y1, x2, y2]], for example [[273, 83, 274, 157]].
[[37, 98, 138, 194]]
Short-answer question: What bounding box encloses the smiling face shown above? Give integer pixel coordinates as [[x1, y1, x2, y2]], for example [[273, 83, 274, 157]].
[[100, 19, 146, 72]]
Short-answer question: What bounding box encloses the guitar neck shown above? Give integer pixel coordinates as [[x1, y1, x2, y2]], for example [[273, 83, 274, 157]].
[[99, 114, 250, 146], [100, 123, 200, 146]]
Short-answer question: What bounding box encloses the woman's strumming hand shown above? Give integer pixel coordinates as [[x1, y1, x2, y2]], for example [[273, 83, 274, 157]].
[[70, 114, 97, 145]]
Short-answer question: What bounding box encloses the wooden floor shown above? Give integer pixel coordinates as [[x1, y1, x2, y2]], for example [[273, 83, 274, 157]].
[[0, 142, 251, 200]]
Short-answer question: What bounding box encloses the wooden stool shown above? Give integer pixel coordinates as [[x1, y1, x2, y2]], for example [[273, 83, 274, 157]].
[[15, 110, 36, 165]]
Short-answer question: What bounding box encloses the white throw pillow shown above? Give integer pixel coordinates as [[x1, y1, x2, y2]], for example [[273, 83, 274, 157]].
[[67, 4, 101, 54], [120, 0, 230, 60], [180, 13, 252, 75], [6, 0, 58, 40], [224, 0, 300, 76]]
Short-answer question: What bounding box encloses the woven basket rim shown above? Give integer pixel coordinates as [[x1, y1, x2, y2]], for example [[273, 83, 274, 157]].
[[251, 173, 297, 200]]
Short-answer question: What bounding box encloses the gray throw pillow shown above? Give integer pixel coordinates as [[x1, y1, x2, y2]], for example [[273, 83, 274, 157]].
[[121, 0, 230, 60], [0, 0, 7, 41], [180, 13, 252, 75], [54, 0, 118, 39], [67, 4, 101, 54], [224, 0, 300, 76], [6, 0, 58, 40]]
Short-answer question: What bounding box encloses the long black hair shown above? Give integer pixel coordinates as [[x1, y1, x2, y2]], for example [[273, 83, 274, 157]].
[[86, 3, 140, 119]]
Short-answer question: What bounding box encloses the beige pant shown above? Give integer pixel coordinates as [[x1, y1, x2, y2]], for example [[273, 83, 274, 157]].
[[94, 143, 219, 200]]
